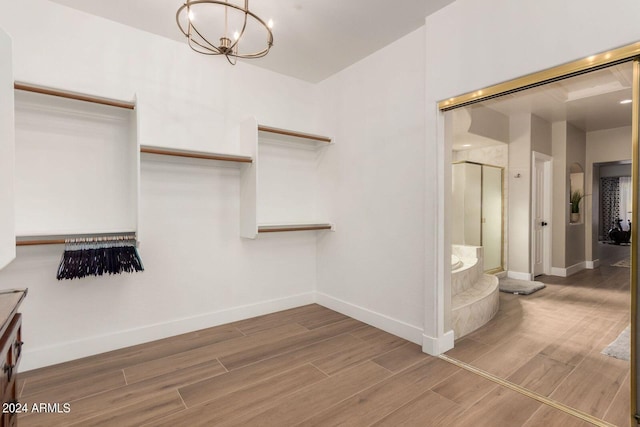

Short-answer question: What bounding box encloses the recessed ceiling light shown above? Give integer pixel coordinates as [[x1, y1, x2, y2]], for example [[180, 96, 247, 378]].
[[620, 99, 632, 104], [462, 144, 472, 147]]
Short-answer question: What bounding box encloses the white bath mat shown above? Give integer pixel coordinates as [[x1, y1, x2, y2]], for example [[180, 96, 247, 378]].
[[602, 325, 630, 361], [498, 278, 545, 295], [611, 258, 631, 268]]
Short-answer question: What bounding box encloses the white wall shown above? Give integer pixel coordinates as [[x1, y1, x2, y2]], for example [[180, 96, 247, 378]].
[[467, 106, 509, 143], [550, 121, 586, 272], [315, 27, 427, 345], [531, 115, 552, 157], [4, 0, 640, 368], [0, 28, 14, 270], [426, 0, 640, 351], [507, 114, 532, 277], [453, 144, 508, 167], [551, 122, 568, 268], [13, 92, 137, 236], [565, 123, 586, 267], [600, 163, 632, 177], [0, 0, 323, 370]]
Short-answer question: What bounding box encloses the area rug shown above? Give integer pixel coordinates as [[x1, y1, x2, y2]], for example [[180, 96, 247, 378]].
[[602, 325, 630, 361], [611, 258, 631, 268], [498, 278, 546, 295]]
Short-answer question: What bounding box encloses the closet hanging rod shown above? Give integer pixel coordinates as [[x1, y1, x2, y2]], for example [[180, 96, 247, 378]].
[[140, 146, 253, 163], [16, 232, 137, 246], [257, 125, 332, 144], [16, 239, 65, 247], [65, 235, 136, 244], [14, 82, 136, 110]]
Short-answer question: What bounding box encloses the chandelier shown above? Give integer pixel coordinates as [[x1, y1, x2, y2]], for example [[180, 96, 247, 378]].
[[176, 0, 274, 64]]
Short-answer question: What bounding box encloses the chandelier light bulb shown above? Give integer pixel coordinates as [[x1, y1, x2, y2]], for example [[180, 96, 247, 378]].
[[233, 31, 240, 41], [268, 19, 274, 29], [188, 10, 194, 21]]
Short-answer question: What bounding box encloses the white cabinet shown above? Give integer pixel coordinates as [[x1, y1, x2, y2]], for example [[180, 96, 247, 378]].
[[239, 117, 334, 239], [0, 28, 15, 270]]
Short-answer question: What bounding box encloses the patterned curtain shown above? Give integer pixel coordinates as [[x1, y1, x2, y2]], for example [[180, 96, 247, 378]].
[[600, 177, 620, 240]]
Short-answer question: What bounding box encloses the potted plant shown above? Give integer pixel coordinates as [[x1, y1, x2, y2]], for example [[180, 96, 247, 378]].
[[570, 190, 585, 223]]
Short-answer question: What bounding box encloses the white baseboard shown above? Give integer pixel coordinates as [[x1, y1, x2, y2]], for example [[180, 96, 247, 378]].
[[550, 267, 565, 277], [422, 330, 454, 355], [551, 261, 586, 278], [585, 259, 600, 269], [21, 292, 316, 371], [507, 270, 533, 281], [315, 292, 423, 345]]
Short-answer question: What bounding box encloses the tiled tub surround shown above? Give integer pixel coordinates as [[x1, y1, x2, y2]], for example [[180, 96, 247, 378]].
[[451, 245, 499, 338]]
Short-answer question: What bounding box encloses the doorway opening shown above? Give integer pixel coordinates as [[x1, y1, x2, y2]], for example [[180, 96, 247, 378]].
[[443, 61, 633, 426], [532, 152, 552, 277]]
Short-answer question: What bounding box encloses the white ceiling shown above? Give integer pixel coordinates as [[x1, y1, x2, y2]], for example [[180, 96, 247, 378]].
[[484, 64, 633, 132], [453, 63, 634, 151], [47, 0, 454, 83]]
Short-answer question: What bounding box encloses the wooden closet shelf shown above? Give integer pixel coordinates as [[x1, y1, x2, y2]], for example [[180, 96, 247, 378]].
[[258, 223, 333, 233], [140, 146, 253, 163], [258, 125, 332, 144], [14, 82, 135, 110], [16, 232, 137, 246]]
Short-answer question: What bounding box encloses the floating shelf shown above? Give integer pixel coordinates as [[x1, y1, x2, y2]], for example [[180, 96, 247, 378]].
[[16, 231, 137, 247], [13, 85, 138, 245], [258, 223, 333, 233], [140, 145, 253, 164], [240, 117, 334, 239], [258, 124, 332, 146], [14, 82, 135, 110]]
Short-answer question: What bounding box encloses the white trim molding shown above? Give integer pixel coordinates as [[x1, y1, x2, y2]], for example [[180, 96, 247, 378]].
[[422, 330, 455, 355], [507, 270, 534, 281], [22, 291, 316, 371], [551, 261, 586, 277], [315, 292, 423, 345], [585, 259, 600, 269]]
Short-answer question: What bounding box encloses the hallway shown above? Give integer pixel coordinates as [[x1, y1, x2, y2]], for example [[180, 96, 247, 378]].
[[446, 243, 631, 425]]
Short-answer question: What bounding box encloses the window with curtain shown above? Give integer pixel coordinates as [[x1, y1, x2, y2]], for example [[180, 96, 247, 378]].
[[601, 177, 620, 239], [619, 176, 632, 231]]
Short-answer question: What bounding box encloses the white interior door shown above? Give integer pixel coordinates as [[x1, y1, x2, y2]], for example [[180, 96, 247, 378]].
[[532, 153, 551, 277], [0, 27, 15, 270]]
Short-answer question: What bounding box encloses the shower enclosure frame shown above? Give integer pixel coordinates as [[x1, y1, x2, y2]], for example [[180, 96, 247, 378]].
[[451, 160, 505, 273]]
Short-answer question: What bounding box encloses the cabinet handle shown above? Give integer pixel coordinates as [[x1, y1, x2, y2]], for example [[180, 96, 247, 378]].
[[3, 363, 14, 380]]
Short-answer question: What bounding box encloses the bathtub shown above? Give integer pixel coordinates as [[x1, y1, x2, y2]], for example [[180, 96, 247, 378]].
[[451, 245, 499, 339]]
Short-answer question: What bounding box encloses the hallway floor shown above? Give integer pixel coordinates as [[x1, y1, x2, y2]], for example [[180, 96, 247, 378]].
[[446, 243, 631, 426]]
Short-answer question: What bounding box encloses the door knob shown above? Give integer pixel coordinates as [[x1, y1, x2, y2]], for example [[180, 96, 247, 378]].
[[541, 221, 548, 226]]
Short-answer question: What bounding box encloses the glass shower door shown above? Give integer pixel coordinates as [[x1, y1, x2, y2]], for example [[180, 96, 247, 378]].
[[482, 165, 503, 271]]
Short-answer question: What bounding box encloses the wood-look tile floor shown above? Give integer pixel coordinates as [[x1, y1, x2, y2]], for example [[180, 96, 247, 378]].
[[15, 244, 630, 426], [446, 243, 631, 426]]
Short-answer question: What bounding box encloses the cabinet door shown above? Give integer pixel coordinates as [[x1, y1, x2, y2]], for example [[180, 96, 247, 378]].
[[0, 27, 15, 270]]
